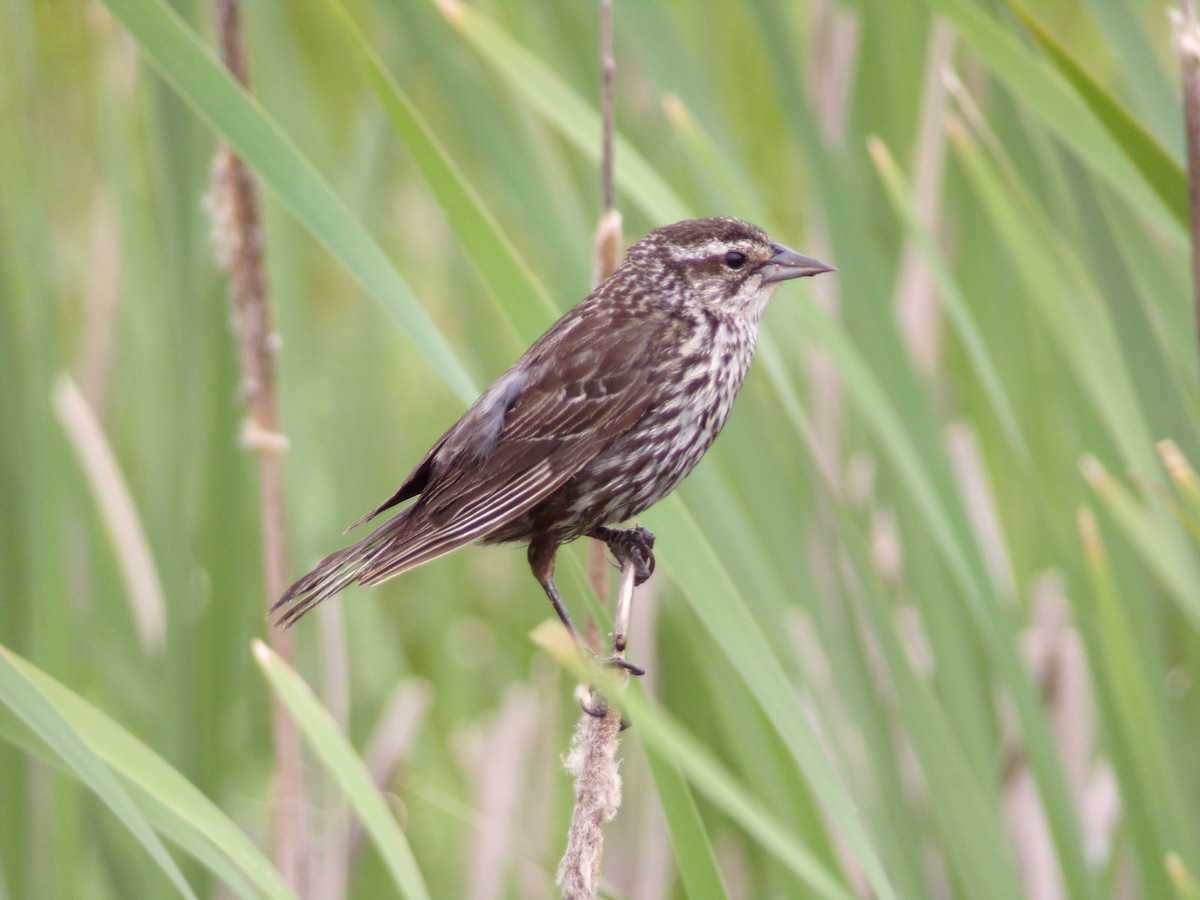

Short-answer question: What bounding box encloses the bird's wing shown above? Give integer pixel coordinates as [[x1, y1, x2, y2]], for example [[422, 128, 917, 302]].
[[354, 306, 679, 583], [272, 306, 684, 625]]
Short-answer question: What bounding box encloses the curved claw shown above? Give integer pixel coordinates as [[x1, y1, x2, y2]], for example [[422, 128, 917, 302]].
[[600, 655, 646, 677], [591, 525, 657, 586], [623, 527, 656, 585], [577, 684, 609, 718], [575, 686, 633, 729], [575, 654, 645, 720]]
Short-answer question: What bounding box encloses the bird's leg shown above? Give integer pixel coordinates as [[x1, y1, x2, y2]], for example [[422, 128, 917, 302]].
[[535, 556, 585, 648], [588, 525, 656, 587], [588, 525, 655, 678], [528, 539, 643, 719]]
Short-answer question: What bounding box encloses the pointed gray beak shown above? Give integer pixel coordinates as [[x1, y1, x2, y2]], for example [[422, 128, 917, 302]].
[[759, 242, 836, 283]]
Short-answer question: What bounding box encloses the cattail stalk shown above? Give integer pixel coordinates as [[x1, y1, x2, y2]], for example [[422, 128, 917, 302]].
[[208, 0, 308, 889]]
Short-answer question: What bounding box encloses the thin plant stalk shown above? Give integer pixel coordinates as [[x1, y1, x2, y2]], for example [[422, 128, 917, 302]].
[[561, 5, 632, 896], [586, 0, 622, 627], [209, 0, 309, 889], [557, 562, 637, 900], [1181, 0, 1200, 378]]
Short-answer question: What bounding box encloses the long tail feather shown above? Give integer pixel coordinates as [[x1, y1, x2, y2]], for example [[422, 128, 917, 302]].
[[271, 510, 414, 628], [273, 458, 563, 627]]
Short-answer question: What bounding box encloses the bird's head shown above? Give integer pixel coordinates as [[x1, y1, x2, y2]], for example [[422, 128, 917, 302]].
[[626, 216, 834, 320]]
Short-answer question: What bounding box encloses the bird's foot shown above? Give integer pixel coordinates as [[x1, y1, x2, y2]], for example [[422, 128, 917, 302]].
[[599, 654, 646, 677], [577, 684, 611, 718], [578, 688, 633, 730], [576, 687, 632, 730], [590, 525, 656, 585], [577, 653, 644, 725]]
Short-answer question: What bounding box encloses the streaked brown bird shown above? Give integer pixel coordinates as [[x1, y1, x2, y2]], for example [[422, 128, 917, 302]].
[[273, 217, 833, 664]]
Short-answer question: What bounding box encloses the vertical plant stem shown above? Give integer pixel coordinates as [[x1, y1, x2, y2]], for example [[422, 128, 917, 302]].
[[587, 0, 622, 621], [598, 0, 615, 216], [561, 7, 630, 897], [1181, 0, 1200, 377], [558, 563, 636, 900], [209, 0, 308, 891]]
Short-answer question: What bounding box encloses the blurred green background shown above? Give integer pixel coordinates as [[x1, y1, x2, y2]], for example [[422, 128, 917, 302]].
[[2, 0, 1199, 897]]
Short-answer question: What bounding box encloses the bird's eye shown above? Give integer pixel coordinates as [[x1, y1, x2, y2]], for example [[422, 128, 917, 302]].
[[723, 250, 747, 270]]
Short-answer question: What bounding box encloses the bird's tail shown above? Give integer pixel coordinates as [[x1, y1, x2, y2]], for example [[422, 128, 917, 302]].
[[271, 510, 417, 628], [272, 487, 519, 627]]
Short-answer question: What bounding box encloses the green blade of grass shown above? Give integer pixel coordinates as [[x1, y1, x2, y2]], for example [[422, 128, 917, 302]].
[[1083, 457, 1200, 620], [0, 646, 197, 899], [641, 498, 895, 900], [950, 125, 1200, 623], [323, 0, 557, 345], [791, 302, 1099, 899], [253, 641, 430, 900], [538, 641, 856, 900], [868, 137, 1029, 464], [922, 0, 1183, 234], [97, 0, 477, 403], [432, 0, 691, 225], [949, 126, 1162, 477], [1078, 508, 1200, 890], [629, 690, 853, 900], [1007, 0, 1186, 226], [0, 645, 294, 899], [640, 743, 731, 900], [0, 711, 263, 900], [1158, 441, 1200, 541], [1096, 188, 1200, 391], [833, 514, 1028, 899]]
